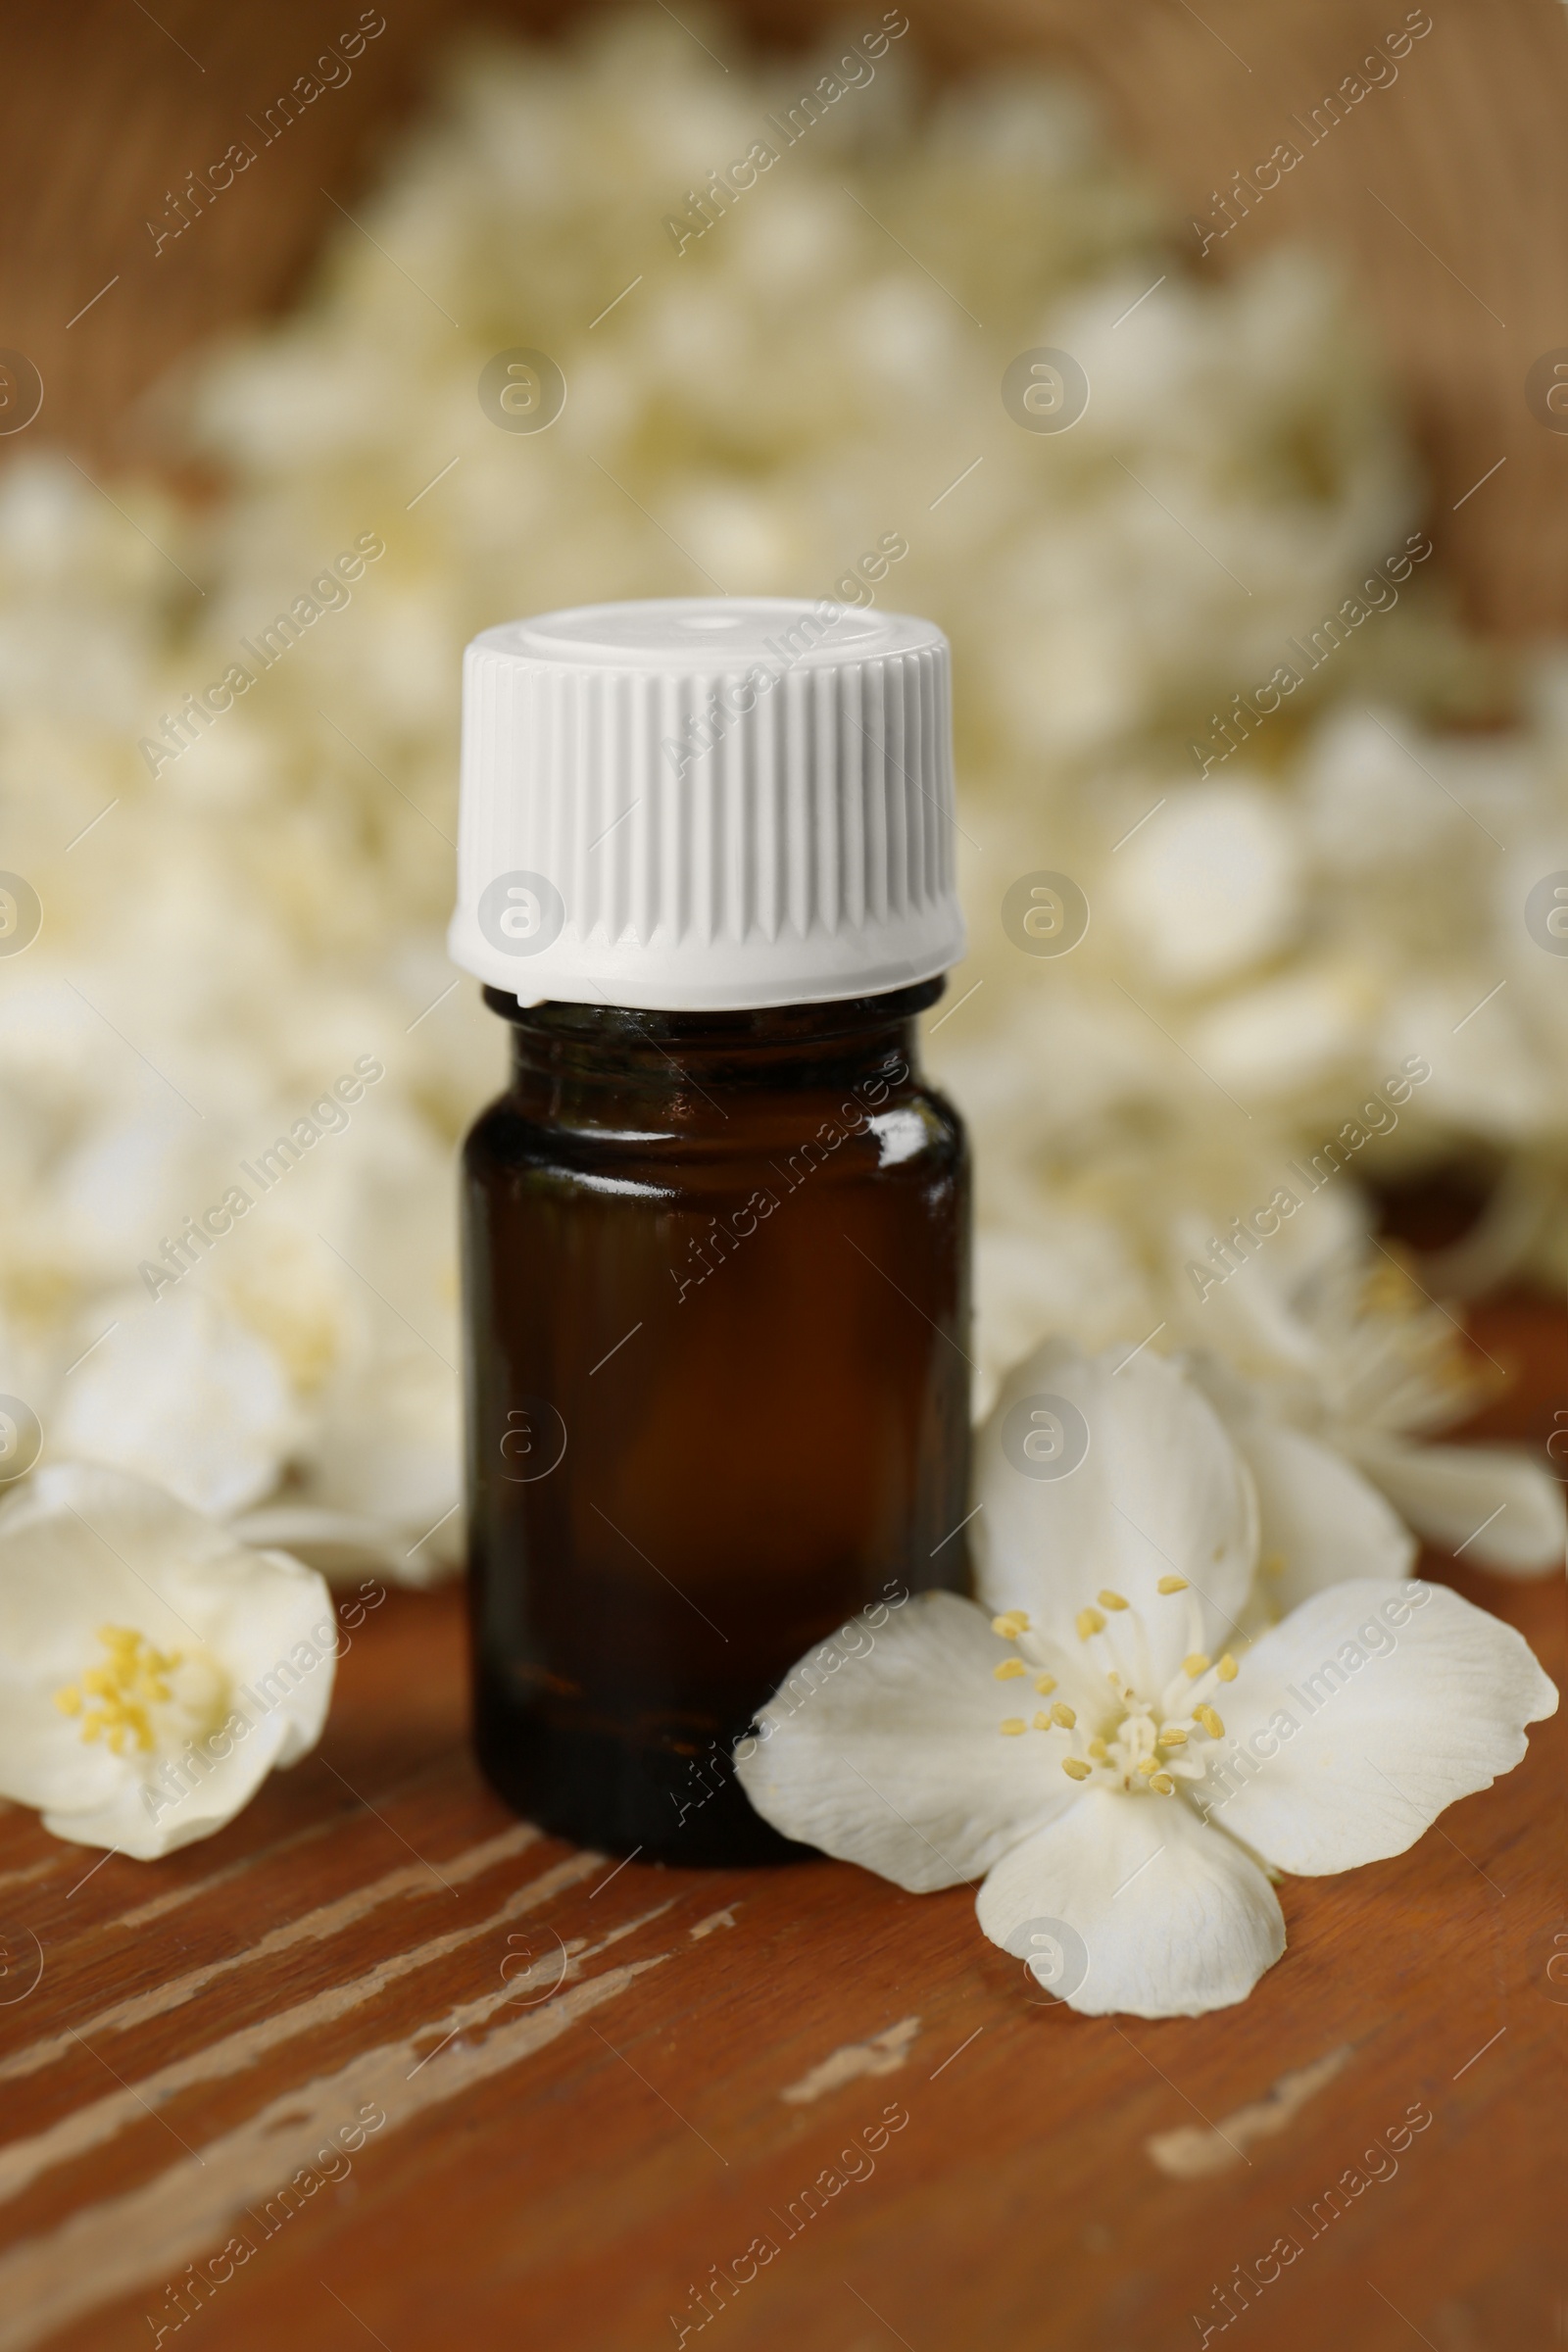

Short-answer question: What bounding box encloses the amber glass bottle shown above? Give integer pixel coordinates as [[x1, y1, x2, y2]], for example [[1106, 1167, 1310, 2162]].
[[449, 598, 970, 1862], [462, 981, 968, 1860]]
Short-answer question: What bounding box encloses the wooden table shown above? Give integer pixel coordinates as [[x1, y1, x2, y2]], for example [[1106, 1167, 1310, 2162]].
[[0, 1295, 1560, 2352]]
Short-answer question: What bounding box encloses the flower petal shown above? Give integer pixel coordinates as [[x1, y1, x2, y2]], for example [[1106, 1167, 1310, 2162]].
[[974, 1787, 1286, 2019], [734, 1592, 1074, 1891], [52, 1290, 298, 1520], [974, 1338, 1256, 1681], [1351, 1435, 1566, 1577], [1230, 1422, 1416, 1607], [42, 1719, 293, 1860], [1203, 1579, 1558, 1873]]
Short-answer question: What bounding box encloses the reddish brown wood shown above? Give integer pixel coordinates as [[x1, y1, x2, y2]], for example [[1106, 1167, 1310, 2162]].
[[0, 1294, 1561, 2351]]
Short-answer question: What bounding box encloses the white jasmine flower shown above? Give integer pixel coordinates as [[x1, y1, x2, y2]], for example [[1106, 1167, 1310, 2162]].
[[737, 1343, 1555, 2018], [1182, 1232, 1566, 1578], [0, 1462, 336, 1858]]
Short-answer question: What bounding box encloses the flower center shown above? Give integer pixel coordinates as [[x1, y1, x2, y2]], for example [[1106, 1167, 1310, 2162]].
[[54, 1625, 228, 1760], [990, 1578, 1239, 1797]]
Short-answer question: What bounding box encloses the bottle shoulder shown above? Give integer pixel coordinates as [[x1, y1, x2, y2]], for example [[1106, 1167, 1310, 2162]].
[[464, 1075, 965, 1184]]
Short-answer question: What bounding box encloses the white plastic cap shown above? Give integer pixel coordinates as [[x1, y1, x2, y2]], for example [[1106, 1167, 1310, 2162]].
[[447, 597, 965, 1011]]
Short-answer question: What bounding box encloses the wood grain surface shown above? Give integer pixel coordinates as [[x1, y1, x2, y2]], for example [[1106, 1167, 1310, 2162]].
[[0, 1291, 1561, 2352], [1, 0, 1565, 636]]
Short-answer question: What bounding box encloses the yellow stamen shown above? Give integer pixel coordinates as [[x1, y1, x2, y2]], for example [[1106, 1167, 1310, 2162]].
[[1000, 1717, 1026, 1737], [1216, 1654, 1239, 1682], [991, 1611, 1029, 1640], [1135, 1756, 1158, 1777], [1097, 1590, 1129, 1611], [1194, 1704, 1224, 1739], [1050, 1701, 1076, 1730], [1087, 1737, 1109, 1761], [1157, 1575, 1190, 1594], [60, 1627, 188, 1761], [994, 1658, 1026, 1681], [1061, 1757, 1092, 1781], [1150, 1772, 1175, 1795], [1184, 1652, 1210, 1678], [1032, 1711, 1054, 1732], [1075, 1607, 1105, 1640], [1160, 1727, 1189, 1746], [1033, 1673, 1057, 1695]]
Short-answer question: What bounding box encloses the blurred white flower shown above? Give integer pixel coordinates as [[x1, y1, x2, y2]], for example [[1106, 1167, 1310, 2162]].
[[1, 10, 1566, 1563], [1178, 1231, 1566, 1579], [0, 1462, 336, 1857], [737, 1343, 1557, 2017], [53, 1290, 298, 1519]]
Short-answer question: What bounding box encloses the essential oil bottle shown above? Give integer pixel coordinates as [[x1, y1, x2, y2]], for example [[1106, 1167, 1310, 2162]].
[[448, 599, 970, 1863]]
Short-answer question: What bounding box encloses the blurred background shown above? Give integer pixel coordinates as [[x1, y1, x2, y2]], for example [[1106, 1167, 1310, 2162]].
[[2, 0, 1567, 1584]]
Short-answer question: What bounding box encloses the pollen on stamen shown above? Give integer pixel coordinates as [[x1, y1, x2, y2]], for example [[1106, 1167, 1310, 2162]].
[[53, 1686, 82, 1716], [1194, 1704, 1224, 1739], [994, 1658, 1026, 1681], [1087, 1737, 1109, 1761], [1135, 1757, 1158, 1777], [991, 1611, 1029, 1640], [1033, 1673, 1056, 1695], [1183, 1652, 1210, 1678], [1032, 1711, 1054, 1732], [1000, 1718, 1027, 1737], [1097, 1590, 1129, 1611], [1050, 1701, 1076, 1729], [1075, 1607, 1105, 1640], [1061, 1757, 1092, 1781], [1157, 1575, 1189, 1594], [1160, 1727, 1189, 1745], [1216, 1654, 1239, 1682], [1150, 1772, 1176, 1795]]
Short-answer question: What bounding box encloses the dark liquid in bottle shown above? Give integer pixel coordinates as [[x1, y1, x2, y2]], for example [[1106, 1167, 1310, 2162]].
[[462, 979, 970, 1862]]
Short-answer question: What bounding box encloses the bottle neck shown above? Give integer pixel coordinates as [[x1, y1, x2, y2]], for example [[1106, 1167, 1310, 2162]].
[[487, 982, 940, 1120]]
